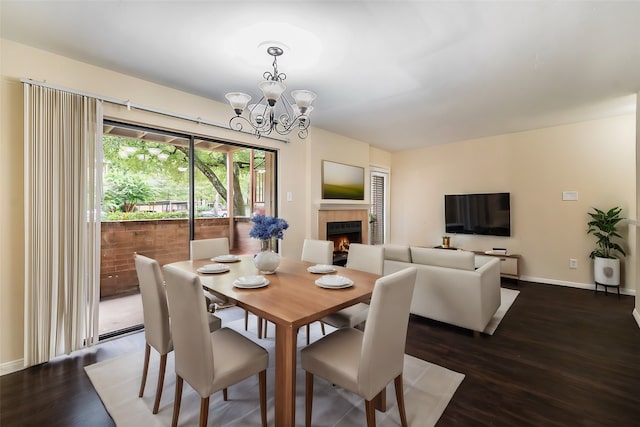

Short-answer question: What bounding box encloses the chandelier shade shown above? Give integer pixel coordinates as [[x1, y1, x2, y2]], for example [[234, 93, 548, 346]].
[[225, 92, 252, 115], [225, 46, 316, 139]]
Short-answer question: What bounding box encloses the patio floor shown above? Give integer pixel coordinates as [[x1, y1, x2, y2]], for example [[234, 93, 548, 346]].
[[99, 292, 144, 336]]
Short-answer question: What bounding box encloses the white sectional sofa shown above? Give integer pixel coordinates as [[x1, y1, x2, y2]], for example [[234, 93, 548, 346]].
[[383, 245, 501, 334]]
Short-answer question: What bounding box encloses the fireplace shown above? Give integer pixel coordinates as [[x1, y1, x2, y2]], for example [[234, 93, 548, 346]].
[[327, 220, 362, 266], [317, 207, 369, 265]]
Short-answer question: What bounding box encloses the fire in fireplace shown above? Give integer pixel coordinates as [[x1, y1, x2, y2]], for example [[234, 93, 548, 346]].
[[326, 220, 362, 266]]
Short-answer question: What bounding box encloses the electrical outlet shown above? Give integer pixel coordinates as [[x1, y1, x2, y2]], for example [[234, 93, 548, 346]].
[[569, 259, 577, 269]]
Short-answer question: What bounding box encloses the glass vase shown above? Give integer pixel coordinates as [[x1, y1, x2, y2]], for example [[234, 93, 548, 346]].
[[254, 237, 281, 274]]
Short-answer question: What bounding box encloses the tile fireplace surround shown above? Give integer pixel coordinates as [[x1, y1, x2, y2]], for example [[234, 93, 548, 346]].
[[317, 208, 369, 244]]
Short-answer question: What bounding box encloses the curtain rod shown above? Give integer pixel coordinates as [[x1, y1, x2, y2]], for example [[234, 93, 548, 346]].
[[20, 78, 290, 143]]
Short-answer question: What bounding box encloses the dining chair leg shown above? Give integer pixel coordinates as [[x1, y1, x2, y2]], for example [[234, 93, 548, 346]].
[[223, 387, 228, 401], [172, 375, 183, 427], [365, 398, 377, 427], [320, 322, 326, 336], [138, 343, 151, 397], [306, 324, 311, 346], [305, 371, 314, 427], [257, 316, 263, 339], [152, 353, 168, 414], [394, 374, 408, 427], [199, 396, 210, 427], [244, 309, 249, 330], [259, 370, 267, 427]]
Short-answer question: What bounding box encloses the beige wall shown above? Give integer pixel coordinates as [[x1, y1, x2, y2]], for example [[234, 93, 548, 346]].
[[0, 39, 382, 366], [391, 115, 637, 291]]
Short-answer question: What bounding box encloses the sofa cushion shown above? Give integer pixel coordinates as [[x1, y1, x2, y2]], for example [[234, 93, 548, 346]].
[[383, 244, 412, 263], [410, 247, 475, 271]]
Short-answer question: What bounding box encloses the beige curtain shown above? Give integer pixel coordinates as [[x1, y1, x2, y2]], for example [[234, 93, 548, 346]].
[[23, 84, 103, 366]]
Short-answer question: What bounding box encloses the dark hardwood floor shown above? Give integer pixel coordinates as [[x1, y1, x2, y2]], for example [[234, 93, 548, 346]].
[[1, 280, 639, 426]]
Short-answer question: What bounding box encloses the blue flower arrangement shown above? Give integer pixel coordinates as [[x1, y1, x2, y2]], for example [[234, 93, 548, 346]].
[[250, 214, 289, 240]]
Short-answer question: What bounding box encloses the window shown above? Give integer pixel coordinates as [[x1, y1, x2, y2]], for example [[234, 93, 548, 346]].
[[370, 168, 389, 245]]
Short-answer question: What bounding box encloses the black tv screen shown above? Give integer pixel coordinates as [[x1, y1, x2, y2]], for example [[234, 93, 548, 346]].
[[445, 193, 511, 236]]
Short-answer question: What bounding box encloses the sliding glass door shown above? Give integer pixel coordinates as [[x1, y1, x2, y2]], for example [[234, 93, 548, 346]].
[[99, 121, 277, 337]]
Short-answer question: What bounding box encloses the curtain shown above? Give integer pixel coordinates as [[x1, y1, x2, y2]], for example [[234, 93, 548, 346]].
[[23, 84, 103, 366]]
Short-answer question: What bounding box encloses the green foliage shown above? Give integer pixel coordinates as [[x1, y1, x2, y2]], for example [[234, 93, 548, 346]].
[[103, 172, 156, 212], [101, 133, 268, 217], [102, 211, 188, 221], [587, 207, 626, 259]]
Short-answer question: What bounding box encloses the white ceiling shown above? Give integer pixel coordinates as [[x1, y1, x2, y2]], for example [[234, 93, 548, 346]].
[[2, 1, 640, 152]]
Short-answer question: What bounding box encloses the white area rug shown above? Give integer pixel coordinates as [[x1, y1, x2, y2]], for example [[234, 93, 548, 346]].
[[484, 288, 520, 335], [86, 315, 464, 426]]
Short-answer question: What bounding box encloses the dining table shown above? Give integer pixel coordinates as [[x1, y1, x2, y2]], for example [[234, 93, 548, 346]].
[[165, 255, 380, 427]]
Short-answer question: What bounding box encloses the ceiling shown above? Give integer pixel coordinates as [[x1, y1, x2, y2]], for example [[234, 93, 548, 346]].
[[2, 1, 640, 152]]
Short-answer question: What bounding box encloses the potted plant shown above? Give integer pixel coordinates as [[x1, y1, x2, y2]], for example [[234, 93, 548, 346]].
[[587, 206, 626, 287]]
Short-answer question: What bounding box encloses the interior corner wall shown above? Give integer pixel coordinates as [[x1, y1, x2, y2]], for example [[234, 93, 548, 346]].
[[0, 39, 381, 367], [390, 115, 637, 291]]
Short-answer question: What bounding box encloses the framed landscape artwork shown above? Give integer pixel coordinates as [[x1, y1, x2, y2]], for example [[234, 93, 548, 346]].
[[321, 160, 365, 200]]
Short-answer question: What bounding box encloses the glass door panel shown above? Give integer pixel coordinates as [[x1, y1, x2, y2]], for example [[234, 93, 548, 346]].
[[101, 123, 190, 337]]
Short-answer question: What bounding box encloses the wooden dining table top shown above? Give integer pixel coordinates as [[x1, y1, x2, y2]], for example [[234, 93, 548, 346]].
[[166, 255, 380, 329]]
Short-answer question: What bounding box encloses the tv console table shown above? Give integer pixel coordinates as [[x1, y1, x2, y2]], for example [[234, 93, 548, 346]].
[[474, 251, 521, 280]]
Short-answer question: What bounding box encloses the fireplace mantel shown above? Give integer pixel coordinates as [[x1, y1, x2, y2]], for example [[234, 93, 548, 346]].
[[317, 202, 370, 211]]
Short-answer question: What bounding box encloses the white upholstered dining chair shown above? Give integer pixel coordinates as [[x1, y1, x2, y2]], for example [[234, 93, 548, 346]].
[[189, 237, 229, 261], [301, 266, 417, 427], [300, 239, 333, 344], [301, 238, 333, 266], [134, 254, 221, 414], [163, 264, 269, 427], [321, 243, 384, 329]]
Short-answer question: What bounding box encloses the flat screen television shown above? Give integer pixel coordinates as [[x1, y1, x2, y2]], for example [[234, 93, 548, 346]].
[[444, 192, 511, 237]]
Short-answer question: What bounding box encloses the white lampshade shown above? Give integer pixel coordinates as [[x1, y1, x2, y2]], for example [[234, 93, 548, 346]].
[[258, 80, 286, 106], [291, 104, 314, 117], [291, 90, 317, 111], [225, 92, 251, 114]]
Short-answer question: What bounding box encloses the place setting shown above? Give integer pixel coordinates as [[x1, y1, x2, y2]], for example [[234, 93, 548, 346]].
[[196, 263, 230, 274], [233, 274, 269, 289], [211, 254, 240, 263], [306, 263, 337, 274], [314, 274, 353, 289]]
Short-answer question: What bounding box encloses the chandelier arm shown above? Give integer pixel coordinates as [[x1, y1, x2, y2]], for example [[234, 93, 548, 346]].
[[297, 128, 309, 139], [272, 116, 309, 135]]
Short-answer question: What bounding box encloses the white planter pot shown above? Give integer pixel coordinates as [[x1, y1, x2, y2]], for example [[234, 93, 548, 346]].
[[593, 257, 620, 286]]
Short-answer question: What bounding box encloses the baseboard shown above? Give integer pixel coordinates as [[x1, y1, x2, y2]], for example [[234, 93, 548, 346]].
[[0, 358, 24, 376], [520, 275, 636, 296], [633, 309, 640, 329]]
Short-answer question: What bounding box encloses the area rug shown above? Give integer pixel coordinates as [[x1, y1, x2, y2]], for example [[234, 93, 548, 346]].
[[483, 287, 520, 335], [85, 316, 465, 426]]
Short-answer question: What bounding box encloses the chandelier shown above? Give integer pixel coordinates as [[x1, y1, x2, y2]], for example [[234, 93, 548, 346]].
[[225, 46, 317, 139]]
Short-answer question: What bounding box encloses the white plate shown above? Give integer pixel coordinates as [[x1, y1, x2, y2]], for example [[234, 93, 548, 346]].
[[233, 278, 269, 289], [315, 275, 354, 289], [236, 275, 265, 286], [212, 254, 240, 263], [307, 264, 337, 274], [196, 263, 230, 274]]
